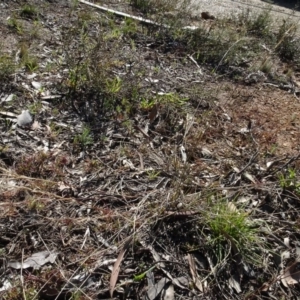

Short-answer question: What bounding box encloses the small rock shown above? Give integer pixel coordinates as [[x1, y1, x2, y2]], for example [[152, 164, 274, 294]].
[[16, 110, 33, 127]]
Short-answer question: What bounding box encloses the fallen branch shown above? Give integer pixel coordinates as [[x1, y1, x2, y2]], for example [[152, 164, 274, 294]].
[[78, 0, 197, 30], [79, 0, 165, 27]]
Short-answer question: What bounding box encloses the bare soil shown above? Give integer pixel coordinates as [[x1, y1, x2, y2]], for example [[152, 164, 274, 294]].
[[193, 0, 300, 20]]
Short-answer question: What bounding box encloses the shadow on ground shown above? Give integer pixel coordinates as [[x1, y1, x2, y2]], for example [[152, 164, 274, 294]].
[[262, 0, 300, 10]]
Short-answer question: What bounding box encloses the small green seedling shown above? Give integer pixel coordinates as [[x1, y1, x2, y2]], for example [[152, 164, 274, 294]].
[[74, 126, 93, 148], [147, 169, 161, 180], [106, 76, 122, 94], [133, 265, 156, 282], [279, 168, 300, 194]]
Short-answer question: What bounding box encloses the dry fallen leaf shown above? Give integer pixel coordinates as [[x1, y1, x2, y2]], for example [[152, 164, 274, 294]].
[[145, 277, 170, 300], [0, 111, 17, 118], [227, 202, 238, 213], [228, 273, 242, 293], [31, 81, 42, 90], [31, 120, 41, 130], [139, 239, 187, 290], [162, 283, 174, 300], [280, 261, 300, 287], [187, 253, 204, 292], [2, 94, 15, 103], [8, 251, 58, 270], [243, 172, 257, 184], [180, 145, 187, 163], [109, 237, 132, 298]]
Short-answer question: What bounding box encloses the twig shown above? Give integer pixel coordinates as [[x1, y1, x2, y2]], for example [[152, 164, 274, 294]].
[[269, 153, 300, 176], [188, 54, 203, 74], [188, 54, 199, 68], [236, 151, 259, 176], [21, 249, 26, 300], [215, 38, 252, 72]]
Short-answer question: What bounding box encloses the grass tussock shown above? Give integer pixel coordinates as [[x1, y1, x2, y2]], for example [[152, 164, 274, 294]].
[[0, 53, 16, 80]]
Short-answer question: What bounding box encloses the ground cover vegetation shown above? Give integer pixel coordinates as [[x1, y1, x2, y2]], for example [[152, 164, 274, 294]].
[[1, 0, 300, 299]]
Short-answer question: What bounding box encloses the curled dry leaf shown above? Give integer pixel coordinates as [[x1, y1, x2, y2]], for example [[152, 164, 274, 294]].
[[46, 125, 52, 134], [31, 81, 42, 90], [31, 120, 41, 130], [284, 237, 290, 248], [228, 273, 242, 294], [8, 251, 58, 270], [57, 181, 72, 192], [243, 172, 257, 184], [227, 202, 238, 213], [280, 262, 300, 287], [180, 145, 187, 163]]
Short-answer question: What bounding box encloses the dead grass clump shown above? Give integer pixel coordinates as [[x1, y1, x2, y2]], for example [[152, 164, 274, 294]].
[[162, 7, 300, 75], [7, 15, 24, 35], [14, 152, 69, 179], [166, 19, 257, 70], [18, 42, 39, 72], [0, 53, 16, 81], [61, 19, 133, 117], [238, 8, 273, 39], [0, 187, 27, 202], [19, 4, 39, 20], [130, 0, 192, 20], [276, 19, 300, 62]]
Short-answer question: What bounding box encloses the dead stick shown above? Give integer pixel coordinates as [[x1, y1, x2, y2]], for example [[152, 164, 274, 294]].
[[78, 0, 197, 30], [79, 0, 168, 28]]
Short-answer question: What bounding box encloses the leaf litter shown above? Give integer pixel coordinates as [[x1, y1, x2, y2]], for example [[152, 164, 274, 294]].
[[1, 0, 300, 299]]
